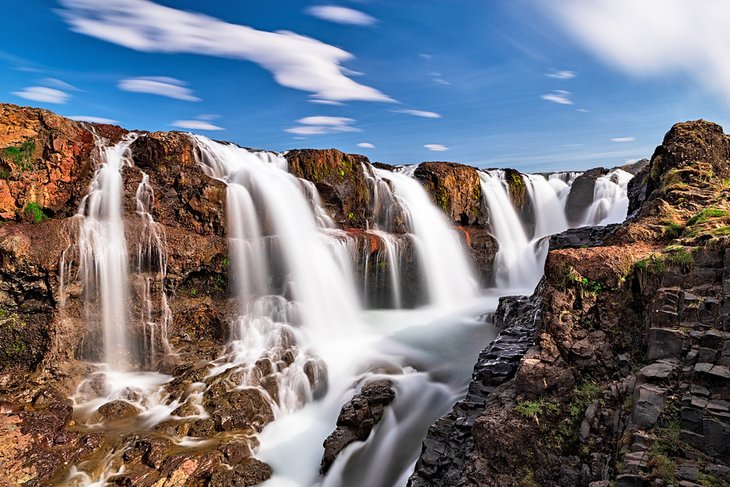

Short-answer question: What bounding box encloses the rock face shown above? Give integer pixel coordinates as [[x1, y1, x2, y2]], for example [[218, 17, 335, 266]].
[[286, 148, 371, 228], [413, 162, 483, 225], [321, 379, 396, 474], [410, 120, 730, 487], [565, 167, 608, 225]]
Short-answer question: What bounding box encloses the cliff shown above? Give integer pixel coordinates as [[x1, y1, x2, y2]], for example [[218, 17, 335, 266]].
[[410, 120, 730, 487]]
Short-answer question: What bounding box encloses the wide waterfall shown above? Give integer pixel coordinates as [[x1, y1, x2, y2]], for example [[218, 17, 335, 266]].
[[62, 133, 634, 487]]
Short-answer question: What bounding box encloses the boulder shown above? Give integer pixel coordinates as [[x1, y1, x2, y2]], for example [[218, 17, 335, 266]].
[[413, 162, 483, 225]]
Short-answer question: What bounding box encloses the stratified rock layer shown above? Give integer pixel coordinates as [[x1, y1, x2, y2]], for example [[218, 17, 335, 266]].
[[410, 120, 730, 487]]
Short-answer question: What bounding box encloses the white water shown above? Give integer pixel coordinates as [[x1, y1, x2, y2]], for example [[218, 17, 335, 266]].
[[63, 133, 635, 487], [369, 166, 478, 307], [77, 134, 137, 368], [581, 169, 633, 226]]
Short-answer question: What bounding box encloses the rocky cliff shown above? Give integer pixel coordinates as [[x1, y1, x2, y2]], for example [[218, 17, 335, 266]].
[[410, 120, 730, 487], [0, 103, 512, 485]]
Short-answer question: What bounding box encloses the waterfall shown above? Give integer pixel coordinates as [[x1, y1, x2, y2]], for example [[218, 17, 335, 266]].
[[77, 134, 137, 369], [134, 172, 173, 366], [367, 166, 478, 307], [525, 174, 569, 238], [581, 169, 633, 226]]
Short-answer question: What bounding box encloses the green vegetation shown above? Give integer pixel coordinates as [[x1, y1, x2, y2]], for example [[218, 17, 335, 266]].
[[710, 226, 730, 236], [514, 398, 561, 420], [1, 140, 36, 171], [698, 473, 725, 487], [635, 254, 666, 275], [347, 212, 355, 221], [0, 168, 9, 179], [24, 201, 47, 223], [687, 208, 728, 226], [222, 257, 230, 267], [662, 222, 684, 239], [665, 245, 694, 269], [0, 310, 28, 364]]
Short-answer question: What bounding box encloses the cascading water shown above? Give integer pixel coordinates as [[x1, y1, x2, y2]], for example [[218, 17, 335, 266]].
[[61, 129, 636, 487], [77, 133, 137, 368], [581, 168, 633, 226]]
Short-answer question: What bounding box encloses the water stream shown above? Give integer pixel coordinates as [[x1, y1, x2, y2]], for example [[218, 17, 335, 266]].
[[62, 135, 633, 486]]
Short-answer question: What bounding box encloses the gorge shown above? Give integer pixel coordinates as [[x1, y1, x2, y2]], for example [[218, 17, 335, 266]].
[[0, 103, 728, 487]]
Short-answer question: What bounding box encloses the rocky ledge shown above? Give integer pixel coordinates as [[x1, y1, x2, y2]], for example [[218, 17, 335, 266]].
[[410, 120, 730, 487]]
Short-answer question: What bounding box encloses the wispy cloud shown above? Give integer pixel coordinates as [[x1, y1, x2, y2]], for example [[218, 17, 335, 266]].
[[357, 142, 375, 149], [69, 115, 119, 124], [393, 108, 442, 118], [171, 119, 224, 131], [58, 0, 392, 103], [611, 136, 636, 143], [419, 53, 432, 60], [576, 108, 590, 113], [430, 72, 451, 86], [286, 116, 359, 135], [306, 5, 376, 26], [309, 99, 344, 106], [541, 0, 730, 107], [540, 90, 573, 105], [13, 86, 70, 104], [545, 69, 576, 80], [41, 78, 80, 91], [424, 144, 448, 152], [118, 76, 200, 101]]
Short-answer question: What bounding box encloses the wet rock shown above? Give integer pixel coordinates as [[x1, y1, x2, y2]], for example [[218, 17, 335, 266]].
[[565, 168, 608, 225], [286, 149, 370, 228], [94, 400, 141, 422], [413, 161, 483, 225], [209, 458, 273, 486], [321, 379, 395, 474], [205, 387, 274, 432]]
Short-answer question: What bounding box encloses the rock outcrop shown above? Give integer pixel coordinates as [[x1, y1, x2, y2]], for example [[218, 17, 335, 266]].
[[565, 167, 609, 226], [410, 120, 730, 487]]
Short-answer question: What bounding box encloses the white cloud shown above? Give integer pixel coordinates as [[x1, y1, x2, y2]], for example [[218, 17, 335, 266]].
[[287, 115, 359, 135], [611, 137, 636, 143], [41, 78, 80, 91], [69, 115, 119, 124], [58, 0, 392, 103], [171, 119, 224, 131], [540, 90, 573, 105], [424, 144, 448, 152], [309, 99, 344, 106], [306, 5, 376, 26], [357, 142, 375, 149], [545, 69, 576, 80], [298, 116, 355, 126], [576, 108, 590, 112], [541, 0, 730, 107], [13, 86, 70, 104], [393, 108, 442, 118], [419, 53, 432, 59], [118, 76, 199, 101]]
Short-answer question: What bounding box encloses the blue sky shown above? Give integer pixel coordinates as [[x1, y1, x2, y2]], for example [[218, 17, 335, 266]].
[[1, 0, 729, 172]]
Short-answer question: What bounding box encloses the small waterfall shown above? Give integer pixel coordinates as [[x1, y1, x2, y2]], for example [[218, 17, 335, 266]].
[[478, 170, 541, 289], [193, 136, 366, 417], [581, 169, 633, 226], [525, 174, 569, 239], [368, 166, 478, 307], [77, 134, 137, 369], [134, 172, 173, 366]]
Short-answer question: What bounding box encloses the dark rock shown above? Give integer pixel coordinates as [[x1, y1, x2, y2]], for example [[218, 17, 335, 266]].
[[413, 162, 483, 225], [321, 379, 395, 474], [565, 168, 608, 225]]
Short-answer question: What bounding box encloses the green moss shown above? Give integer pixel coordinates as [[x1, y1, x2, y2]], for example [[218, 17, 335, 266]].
[[665, 245, 694, 269], [687, 208, 729, 226], [648, 454, 677, 484], [635, 254, 666, 275], [347, 212, 355, 221], [0, 169, 9, 179], [0, 310, 28, 364], [698, 473, 725, 487], [24, 202, 47, 223], [710, 226, 730, 236], [514, 398, 561, 420], [222, 257, 230, 267], [1, 140, 36, 171], [662, 222, 684, 239]]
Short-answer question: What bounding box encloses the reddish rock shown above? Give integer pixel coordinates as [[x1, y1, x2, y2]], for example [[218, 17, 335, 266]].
[[413, 162, 483, 225]]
